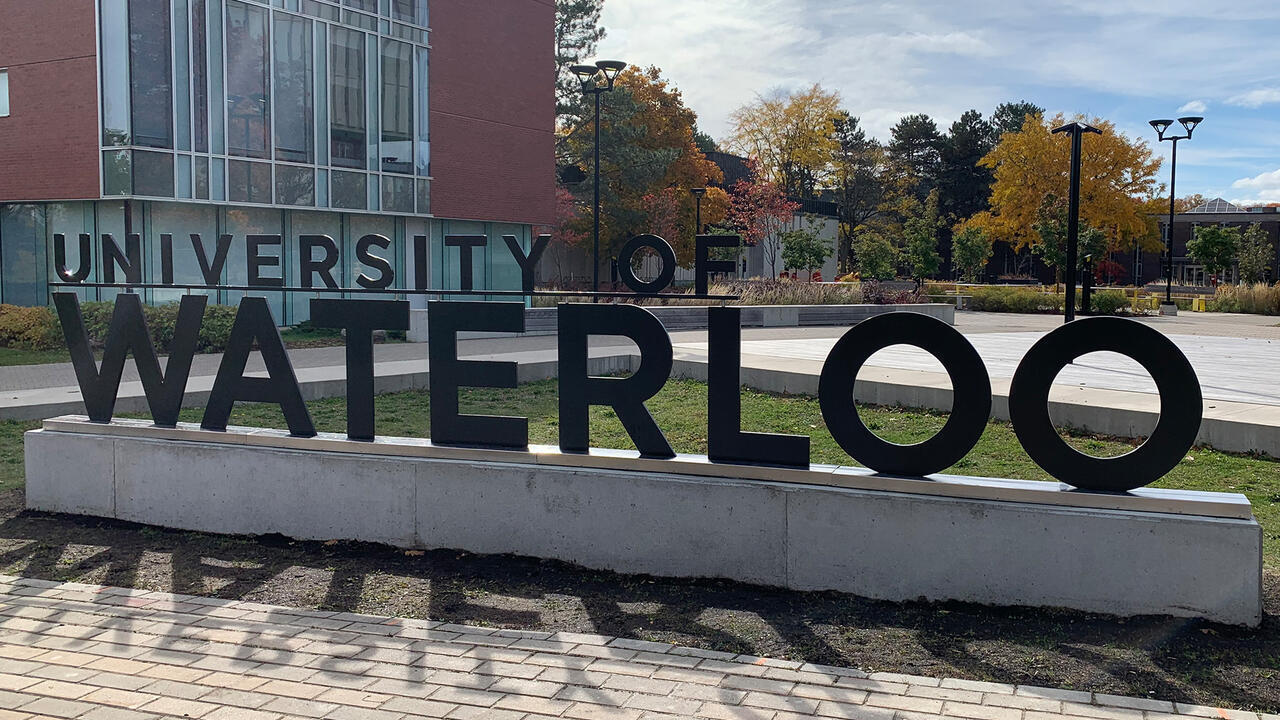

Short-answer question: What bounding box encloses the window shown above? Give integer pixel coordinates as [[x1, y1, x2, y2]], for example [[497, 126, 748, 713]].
[[0, 70, 8, 117], [380, 39, 413, 174], [228, 159, 272, 203], [273, 13, 313, 163], [132, 150, 175, 197], [100, 0, 130, 143], [129, 0, 173, 148], [192, 0, 208, 152], [226, 1, 270, 159], [390, 0, 426, 26], [330, 28, 366, 169]]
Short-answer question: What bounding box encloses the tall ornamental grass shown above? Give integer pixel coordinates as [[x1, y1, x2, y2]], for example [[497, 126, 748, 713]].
[[1209, 283, 1280, 315]]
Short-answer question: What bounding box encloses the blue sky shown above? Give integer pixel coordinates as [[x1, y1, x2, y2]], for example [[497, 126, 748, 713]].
[[596, 0, 1280, 205]]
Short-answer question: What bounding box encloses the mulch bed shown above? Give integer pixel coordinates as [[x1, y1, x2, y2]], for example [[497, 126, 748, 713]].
[[1, 488, 1277, 711]]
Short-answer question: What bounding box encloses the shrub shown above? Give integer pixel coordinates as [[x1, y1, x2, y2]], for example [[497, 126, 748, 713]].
[[0, 305, 63, 350], [967, 286, 1062, 313], [79, 301, 116, 341], [196, 303, 239, 352], [1088, 290, 1127, 315], [48, 296, 241, 354]]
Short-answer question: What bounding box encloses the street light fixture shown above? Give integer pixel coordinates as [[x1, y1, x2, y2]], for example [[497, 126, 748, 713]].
[[1149, 115, 1203, 314], [690, 187, 706, 234], [1050, 121, 1102, 324], [574, 60, 627, 296]]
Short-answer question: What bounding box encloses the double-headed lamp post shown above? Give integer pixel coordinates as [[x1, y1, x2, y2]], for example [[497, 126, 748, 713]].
[[571, 60, 627, 296], [1149, 115, 1203, 311]]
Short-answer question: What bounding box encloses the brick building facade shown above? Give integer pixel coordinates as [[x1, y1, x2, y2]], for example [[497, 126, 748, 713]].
[[0, 0, 554, 319]]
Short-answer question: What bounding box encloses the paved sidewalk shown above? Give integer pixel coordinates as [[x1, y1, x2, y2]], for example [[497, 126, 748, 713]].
[[0, 576, 1270, 720]]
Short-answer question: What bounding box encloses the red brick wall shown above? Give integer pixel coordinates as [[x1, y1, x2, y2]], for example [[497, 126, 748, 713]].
[[428, 0, 554, 226], [0, 0, 100, 201]]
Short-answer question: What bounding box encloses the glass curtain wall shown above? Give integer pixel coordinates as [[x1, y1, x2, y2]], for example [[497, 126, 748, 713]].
[[0, 206, 48, 306], [225, 1, 270, 160], [330, 27, 366, 171], [98, 0, 431, 214]]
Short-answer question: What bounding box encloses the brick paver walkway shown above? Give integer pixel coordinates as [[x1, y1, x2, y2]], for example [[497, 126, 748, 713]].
[[0, 576, 1270, 720]]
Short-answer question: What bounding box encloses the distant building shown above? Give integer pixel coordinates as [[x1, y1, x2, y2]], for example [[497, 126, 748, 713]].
[[1117, 198, 1280, 287], [706, 152, 840, 281], [0, 0, 554, 319]]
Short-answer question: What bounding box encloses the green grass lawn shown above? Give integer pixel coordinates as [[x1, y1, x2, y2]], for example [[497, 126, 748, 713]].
[[3, 378, 1277, 563], [0, 347, 71, 366]]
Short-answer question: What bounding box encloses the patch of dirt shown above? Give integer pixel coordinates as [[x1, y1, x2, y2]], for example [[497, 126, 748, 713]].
[[1, 489, 1277, 711]]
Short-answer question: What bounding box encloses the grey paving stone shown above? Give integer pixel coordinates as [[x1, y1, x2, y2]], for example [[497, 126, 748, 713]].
[[0, 579, 1264, 720]]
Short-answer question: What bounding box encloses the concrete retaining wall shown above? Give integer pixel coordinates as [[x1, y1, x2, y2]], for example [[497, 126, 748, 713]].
[[26, 418, 1263, 626], [407, 303, 955, 341]]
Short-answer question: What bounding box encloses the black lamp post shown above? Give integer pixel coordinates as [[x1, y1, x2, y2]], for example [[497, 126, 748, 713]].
[[690, 187, 706, 234], [1149, 115, 1203, 312], [1050, 121, 1102, 323], [571, 60, 627, 296]]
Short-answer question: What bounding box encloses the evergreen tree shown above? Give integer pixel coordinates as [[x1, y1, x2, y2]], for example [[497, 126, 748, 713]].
[[990, 100, 1044, 136], [887, 114, 941, 202], [937, 109, 995, 222], [555, 0, 606, 124]]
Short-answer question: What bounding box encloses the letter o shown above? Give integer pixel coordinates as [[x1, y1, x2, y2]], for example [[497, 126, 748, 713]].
[[617, 234, 676, 294], [818, 312, 992, 476], [1009, 317, 1201, 492]]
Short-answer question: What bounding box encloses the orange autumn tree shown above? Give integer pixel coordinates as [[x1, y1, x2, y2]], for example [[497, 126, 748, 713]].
[[969, 113, 1163, 256], [561, 66, 727, 267]]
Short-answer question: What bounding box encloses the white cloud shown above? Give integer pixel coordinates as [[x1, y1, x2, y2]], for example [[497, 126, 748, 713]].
[[1178, 100, 1207, 114], [1226, 88, 1280, 108], [1230, 168, 1280, 205], [595, 0, 1280, 141]]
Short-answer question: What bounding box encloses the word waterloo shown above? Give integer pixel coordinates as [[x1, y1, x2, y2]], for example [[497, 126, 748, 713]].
[[52, 231, 1203, 494]]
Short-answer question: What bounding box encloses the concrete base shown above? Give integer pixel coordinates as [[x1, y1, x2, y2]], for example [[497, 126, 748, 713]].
[[407, 303, 955, 342], [1160, 303, 1179, 316], [26, 417, 1263, 626]]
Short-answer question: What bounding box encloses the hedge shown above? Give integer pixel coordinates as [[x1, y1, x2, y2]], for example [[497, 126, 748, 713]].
[[0, 299, 240, 353], [965, 286, 1128, 315]]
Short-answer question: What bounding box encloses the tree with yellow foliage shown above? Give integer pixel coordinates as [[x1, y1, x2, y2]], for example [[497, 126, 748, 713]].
[[971, 113, 1163, 255], [725, 84, 842, 199]]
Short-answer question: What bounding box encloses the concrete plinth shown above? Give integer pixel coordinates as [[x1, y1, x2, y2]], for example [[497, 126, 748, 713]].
[[25, 417, 1262, 625]]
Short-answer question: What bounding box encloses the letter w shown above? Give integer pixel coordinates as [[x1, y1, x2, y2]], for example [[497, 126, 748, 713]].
[[53, 292, 207, 427]]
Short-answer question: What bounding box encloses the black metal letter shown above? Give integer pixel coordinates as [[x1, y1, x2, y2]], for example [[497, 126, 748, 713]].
[[558, 303, 674, 458], [202, 297, 316, 437], [445, 235, 487, 291], [247, 234, 284, 287], [300, 234, 340, 289], [696, 234, 738, 296], [818, 312, 991, 476], [53, 233, 91, 282], [191, 233, 233, 285], [1008, 316, 1201, 491], [310, 298, 410, 440], [355, 234, 395, 289], [54, 292, 206, 426], [102, 233, 142, 284], [503, 234, 550, 293], [413, 235, 428, 290], [708, 307, 809, 466], [616, 234, 676, 295], [428, 301, 528, 448], [160, 234, 174, 285]]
